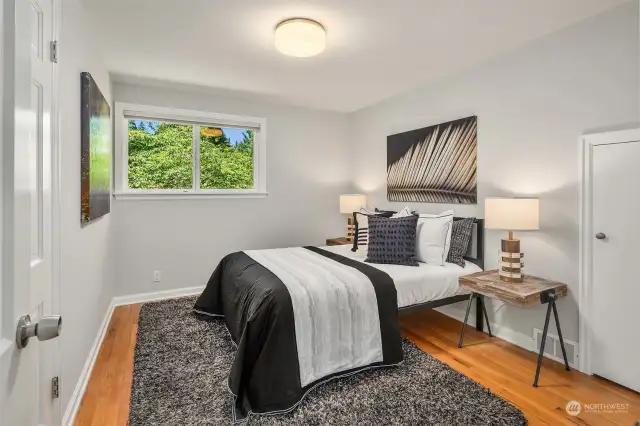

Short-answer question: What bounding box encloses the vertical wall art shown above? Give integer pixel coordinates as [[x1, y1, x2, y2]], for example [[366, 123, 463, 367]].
[[387, 116, 477, 204], [81, 72, 111, 225]]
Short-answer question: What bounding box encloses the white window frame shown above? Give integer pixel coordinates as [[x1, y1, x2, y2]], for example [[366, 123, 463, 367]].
[[114, 102, 267, 200]]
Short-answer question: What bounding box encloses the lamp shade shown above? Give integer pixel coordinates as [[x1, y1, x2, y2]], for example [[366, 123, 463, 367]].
[[484, 198, 539, 230], [340, 194, 366, 214]]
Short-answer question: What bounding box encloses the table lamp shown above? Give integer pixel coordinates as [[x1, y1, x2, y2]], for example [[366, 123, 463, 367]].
[[485, 198, 539, 283], [340, 194, 366, 241]]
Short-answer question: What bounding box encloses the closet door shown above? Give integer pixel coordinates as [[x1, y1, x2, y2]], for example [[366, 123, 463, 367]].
[[591, 140, 640, 392]]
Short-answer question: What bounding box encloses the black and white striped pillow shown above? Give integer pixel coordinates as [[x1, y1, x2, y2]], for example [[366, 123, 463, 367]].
[[351, 208, 394, 252]]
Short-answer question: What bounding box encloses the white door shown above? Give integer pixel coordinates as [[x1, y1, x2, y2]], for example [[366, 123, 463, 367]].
[[1, 0, 60, 424], [591, 140, 640, 392]]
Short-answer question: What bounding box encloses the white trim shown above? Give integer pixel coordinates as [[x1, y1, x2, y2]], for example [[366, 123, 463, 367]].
[[193, 309, 223, 318], [119, 103, 264, 130], [0, 0, 4, 352], [62, 299, 116, 426], [435, 305, 538, 354], [62, 285, 205, 426], [0, 338, 12, 357], [578, 128, 640, 375], [111, 286, 204, 307], [116, 102, 128, 194], [192, 125, 200, 192], [113, 193, 268, 200], [436, 305, 579, 369], [112, 190, 270, 201], [114, 102, 267, 197]]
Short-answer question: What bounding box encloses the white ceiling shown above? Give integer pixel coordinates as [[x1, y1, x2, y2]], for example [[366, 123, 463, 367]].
[[86, 0, 628, 112]]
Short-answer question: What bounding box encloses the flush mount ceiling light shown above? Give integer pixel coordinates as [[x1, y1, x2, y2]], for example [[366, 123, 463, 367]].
[[275, 18, 326, 58]]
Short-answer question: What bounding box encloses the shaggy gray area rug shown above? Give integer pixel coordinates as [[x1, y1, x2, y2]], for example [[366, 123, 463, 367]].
[[128, 297, 527, 425]]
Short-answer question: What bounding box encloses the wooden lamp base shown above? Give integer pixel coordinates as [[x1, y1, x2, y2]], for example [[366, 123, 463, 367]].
[[500, 230, 524, 283], [346, 216, 355, 242]]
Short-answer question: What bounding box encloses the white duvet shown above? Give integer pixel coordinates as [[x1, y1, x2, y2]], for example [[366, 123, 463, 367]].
[[244, 247, 384, 388], [321, 245, 482, 308]]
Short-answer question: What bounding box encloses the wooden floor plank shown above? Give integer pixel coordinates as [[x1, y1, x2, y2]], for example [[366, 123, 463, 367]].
[[74, 304, 141, 426], [75, 304, 639, 425]]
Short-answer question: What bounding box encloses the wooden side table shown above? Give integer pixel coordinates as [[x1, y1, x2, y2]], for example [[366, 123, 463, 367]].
[[457, 270, 570, 387], [326, 237, 352, 246]]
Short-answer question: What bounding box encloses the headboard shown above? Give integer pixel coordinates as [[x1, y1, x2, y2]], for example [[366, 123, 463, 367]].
[[454, 217, 484, 270]]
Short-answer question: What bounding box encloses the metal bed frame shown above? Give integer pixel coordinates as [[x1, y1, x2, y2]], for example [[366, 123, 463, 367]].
[[398, 218, 487, 333]]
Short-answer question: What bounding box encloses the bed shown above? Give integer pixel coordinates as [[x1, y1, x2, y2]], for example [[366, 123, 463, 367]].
[[323, 244, 482, 309], [194, 217, 485, 423]]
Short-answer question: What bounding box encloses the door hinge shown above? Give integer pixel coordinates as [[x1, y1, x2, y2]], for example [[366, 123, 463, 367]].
[[52, 376, 59, 399], [50, 41, 58, 63]]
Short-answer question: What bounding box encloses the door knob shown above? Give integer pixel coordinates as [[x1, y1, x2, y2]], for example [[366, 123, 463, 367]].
[[595, 233, 606, 240], [16, 315, 62, 349]]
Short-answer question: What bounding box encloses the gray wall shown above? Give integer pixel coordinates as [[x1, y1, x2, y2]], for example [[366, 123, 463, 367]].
[[59, 0, 115, 415], [111, 82, 352, 297], [349, 2, 639, 344]]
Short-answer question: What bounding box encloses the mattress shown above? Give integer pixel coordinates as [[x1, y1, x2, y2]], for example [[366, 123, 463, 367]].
[[322, 245, 483, 308]]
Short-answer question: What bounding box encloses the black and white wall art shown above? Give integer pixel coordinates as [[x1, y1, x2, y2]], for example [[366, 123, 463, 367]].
[[387, 116, 477, 204]]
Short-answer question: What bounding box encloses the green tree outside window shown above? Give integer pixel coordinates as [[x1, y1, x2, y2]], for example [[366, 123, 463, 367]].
[[127, 121, 254, 190]]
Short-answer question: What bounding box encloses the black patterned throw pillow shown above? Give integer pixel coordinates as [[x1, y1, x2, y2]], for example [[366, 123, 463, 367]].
[[365, 214, 419, 266], [446, 218, 476, 267]]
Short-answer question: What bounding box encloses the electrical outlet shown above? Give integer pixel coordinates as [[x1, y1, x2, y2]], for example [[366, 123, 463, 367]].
[[153, 270, 162, 282]]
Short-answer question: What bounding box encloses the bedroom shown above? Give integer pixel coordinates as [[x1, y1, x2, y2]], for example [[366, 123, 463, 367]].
[[1, 0, 639, 425]]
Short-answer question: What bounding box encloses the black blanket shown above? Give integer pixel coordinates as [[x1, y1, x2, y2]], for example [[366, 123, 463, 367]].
[[193, 247, 403, 422]]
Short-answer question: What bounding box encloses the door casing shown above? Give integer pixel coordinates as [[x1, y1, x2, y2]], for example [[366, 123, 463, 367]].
[[578, 127, 640, 375]]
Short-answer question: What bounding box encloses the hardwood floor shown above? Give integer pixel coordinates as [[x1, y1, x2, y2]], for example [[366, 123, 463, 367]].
[[74, 304, 141, 426], [74, 303, 639, 426]]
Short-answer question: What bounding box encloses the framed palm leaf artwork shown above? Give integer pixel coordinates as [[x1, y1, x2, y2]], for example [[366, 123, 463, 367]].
[[387, 116, 477, 204]]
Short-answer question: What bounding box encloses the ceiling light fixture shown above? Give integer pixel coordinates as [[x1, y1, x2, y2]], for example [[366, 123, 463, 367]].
[[275, 18, 326, 58]]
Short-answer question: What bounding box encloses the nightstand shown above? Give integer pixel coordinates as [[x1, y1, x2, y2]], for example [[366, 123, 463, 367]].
[[325, 237, 352, 246], [457, 270, 570, 387]]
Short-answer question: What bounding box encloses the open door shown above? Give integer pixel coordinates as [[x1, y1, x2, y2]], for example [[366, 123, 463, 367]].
[[1, 0, 61, 424]]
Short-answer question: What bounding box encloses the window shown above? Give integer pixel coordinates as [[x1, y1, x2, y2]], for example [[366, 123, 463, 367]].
[[114, 103, 266, 199]]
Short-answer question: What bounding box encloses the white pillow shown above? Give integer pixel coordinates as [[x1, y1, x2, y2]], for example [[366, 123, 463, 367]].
[[415, 210, 454, 265], [391, 206, 413, 218]]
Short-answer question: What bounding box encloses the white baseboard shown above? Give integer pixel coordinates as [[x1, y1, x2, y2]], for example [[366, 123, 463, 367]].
[[434, 305, 560, 362], [62, 298, 116, 426], [112, 285, 205, 307], [61, 286, 204, 426]]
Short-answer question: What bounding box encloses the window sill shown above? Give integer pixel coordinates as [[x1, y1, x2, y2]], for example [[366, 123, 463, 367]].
[[113, 191, 268, 201]]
